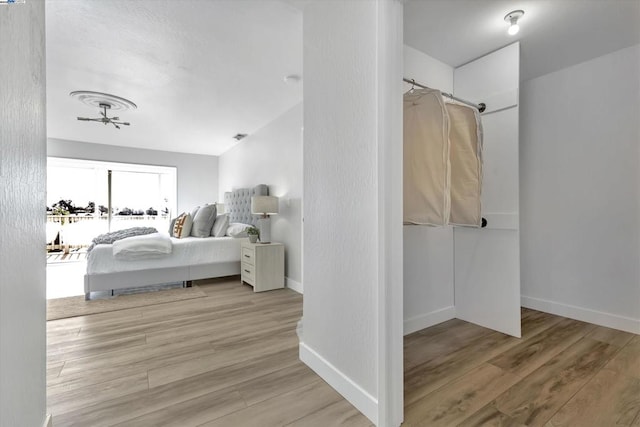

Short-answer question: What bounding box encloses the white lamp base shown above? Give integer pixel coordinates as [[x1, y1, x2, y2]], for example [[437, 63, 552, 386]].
[[257, 217, 271, 243]]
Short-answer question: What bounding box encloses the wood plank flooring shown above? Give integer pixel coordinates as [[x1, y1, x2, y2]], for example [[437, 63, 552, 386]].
[[47, 277, 371, 427], [48, 279, 639, 426], [404, 309, 640, 427]]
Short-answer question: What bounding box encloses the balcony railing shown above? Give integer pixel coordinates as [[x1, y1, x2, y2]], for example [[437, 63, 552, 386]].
[[46, 214, 170, 253]]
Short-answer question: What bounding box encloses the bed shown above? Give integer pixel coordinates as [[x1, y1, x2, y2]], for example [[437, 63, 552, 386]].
[[83, 184, 268, 299]]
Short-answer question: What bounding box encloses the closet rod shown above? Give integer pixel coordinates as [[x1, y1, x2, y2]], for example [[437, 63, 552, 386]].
[[403, 77, 486, 113]]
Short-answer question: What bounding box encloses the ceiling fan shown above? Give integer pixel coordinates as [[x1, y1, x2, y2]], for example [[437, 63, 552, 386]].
[[70, 91, 137, 130], [77, 103, 130, 129]]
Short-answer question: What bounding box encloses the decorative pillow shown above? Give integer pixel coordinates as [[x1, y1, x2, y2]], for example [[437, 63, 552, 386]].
[[172, 213, 193, 238], [191, 206, 201, 219], [191, 204, 217, 237], [168, 217, 177, 234], [226, 222, 252, 238], [211, 213, 229, 237]]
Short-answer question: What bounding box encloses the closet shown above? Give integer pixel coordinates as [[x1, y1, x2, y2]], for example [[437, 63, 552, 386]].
[[403, 42, 521, 338]]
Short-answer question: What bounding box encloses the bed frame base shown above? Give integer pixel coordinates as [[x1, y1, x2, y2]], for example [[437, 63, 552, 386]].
[[84, 261, 240, 300]]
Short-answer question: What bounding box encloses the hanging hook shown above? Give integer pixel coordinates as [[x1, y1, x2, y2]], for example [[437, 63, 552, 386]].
[[410, 79, 416, 93]]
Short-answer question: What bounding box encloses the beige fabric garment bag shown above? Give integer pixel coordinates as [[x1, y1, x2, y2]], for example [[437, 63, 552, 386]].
[[447, 103, 483, 227], [403, 89, 450, 226]]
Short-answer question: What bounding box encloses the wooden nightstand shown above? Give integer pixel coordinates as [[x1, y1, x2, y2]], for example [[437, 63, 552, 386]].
[[240, 241, 284, 292]]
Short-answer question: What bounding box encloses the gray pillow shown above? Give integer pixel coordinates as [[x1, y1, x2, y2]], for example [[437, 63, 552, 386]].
[[168, 217, 177, 234], [211, 214, 229, 237], [190, 204, 217, 237]]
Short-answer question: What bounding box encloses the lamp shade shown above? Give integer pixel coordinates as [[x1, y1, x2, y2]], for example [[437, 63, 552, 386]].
[[251, 196, 278, 215]]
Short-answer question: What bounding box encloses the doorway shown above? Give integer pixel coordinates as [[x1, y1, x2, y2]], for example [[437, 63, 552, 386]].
[[401, 19, 522, 427]]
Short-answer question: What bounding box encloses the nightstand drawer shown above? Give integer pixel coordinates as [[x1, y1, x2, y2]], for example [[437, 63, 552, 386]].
[[240, 241, 284, 292], [241, 262, 255, 283], [241, 247, 255, 265]]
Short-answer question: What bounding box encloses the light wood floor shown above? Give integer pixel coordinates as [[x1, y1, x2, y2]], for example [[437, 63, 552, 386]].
[[47, 277, 371, 427], [404, 309, 640, 426], [48, 279, 639, 426]]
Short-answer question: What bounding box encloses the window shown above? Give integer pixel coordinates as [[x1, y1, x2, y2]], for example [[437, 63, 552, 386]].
[[47, 157, 177, 249]]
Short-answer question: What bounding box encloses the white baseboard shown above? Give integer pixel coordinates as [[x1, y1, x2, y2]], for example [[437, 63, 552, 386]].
[[299, 342, 377, 425], [403, 306, 456, 335], [522, 295, 640, 335], [43, 414, 52, 427], [285, 277, 303, 294]]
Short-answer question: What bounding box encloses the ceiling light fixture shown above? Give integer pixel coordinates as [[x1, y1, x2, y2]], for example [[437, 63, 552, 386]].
[[70, 91, 137, 130], [77, 103, 132, 129], [504, 10, 524, 36]]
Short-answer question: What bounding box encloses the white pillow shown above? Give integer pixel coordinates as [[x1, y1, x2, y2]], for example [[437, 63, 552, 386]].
[[172, 213, 193, 238], [211, 214, 229, 237], [226, 222, 252, 238]]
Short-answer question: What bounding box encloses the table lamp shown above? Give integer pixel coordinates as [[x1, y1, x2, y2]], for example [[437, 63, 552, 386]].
[[251, 196, 278, 243]]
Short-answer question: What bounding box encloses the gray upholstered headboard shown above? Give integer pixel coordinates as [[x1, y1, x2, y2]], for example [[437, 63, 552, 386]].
[[223, 184, 269, 226]]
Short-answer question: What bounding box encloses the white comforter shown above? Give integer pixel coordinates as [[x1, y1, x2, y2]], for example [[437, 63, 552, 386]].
[[112, 232, 172, 260], [87, 236, 242, 275]]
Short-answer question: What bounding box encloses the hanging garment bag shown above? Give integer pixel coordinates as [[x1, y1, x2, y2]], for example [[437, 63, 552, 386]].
[[403, 89, 450, 226], [446, 103, 483, 227]]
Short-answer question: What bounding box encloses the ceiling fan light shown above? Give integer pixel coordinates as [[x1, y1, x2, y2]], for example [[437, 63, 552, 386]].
[[71, 91, 136, 130]]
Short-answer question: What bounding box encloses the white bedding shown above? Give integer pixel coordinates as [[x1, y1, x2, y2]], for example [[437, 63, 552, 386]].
[[112, 232, 172, 260], [87, 236, 242, 275]]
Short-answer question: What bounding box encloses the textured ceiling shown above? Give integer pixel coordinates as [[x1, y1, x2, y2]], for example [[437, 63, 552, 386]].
[[404, 0, 640, 81], [46, 0, 302, 156], [47, 1, 639, 156]]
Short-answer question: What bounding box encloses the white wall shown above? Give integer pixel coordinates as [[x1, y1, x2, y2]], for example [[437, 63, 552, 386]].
[[453, 43, 521, 338], [0, 1, 48, 425], [404, 45, 453, 92], [48, 138, 219, 215], [402, 45, 456, 334], [218, 103, 303, 290], [301, 1, 403, 425], [520, 45, 640, 334]]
